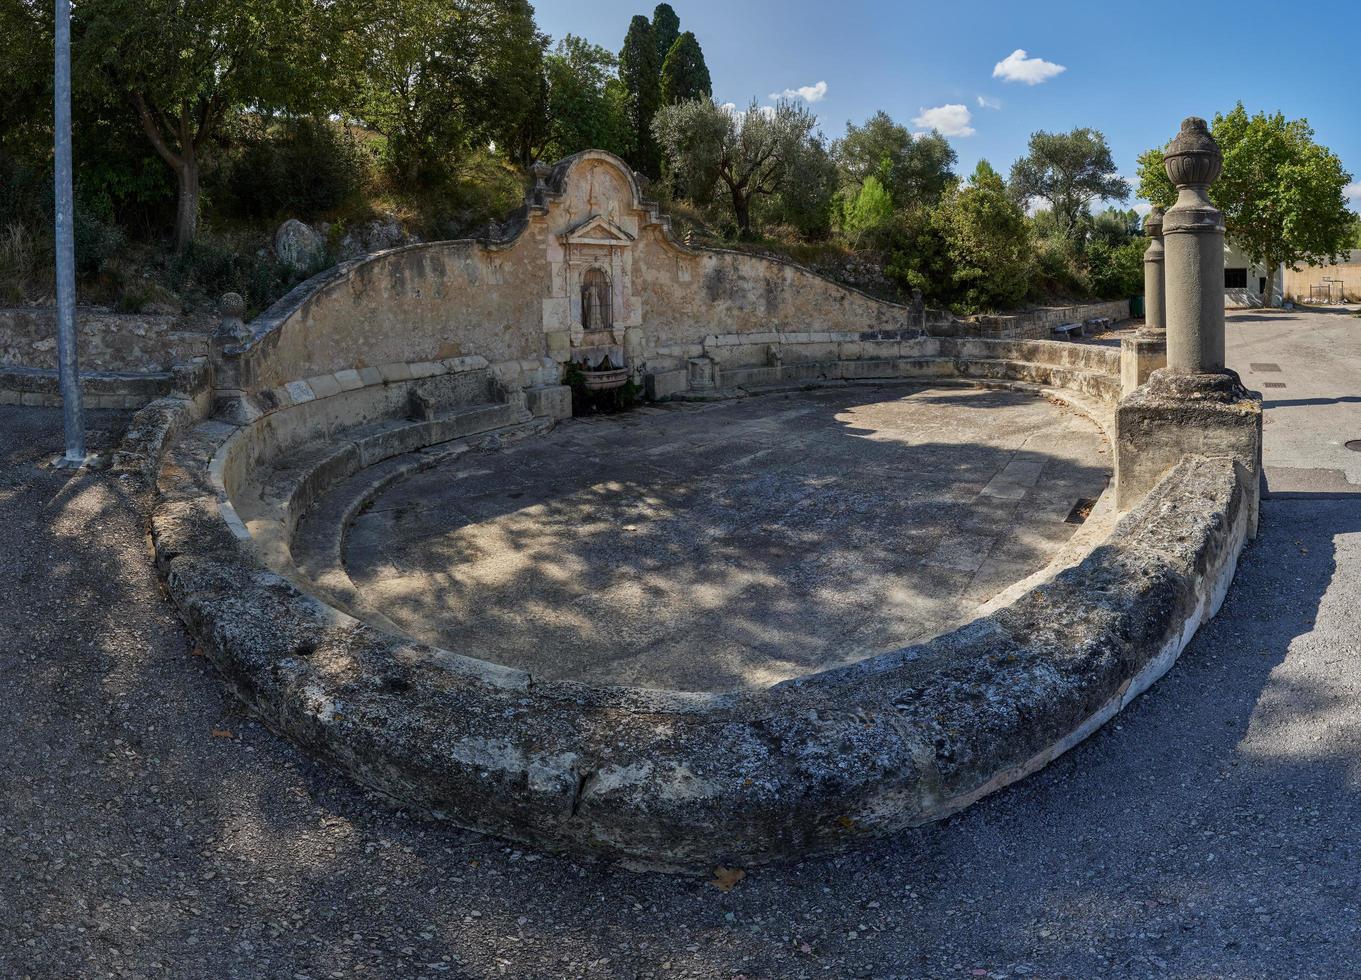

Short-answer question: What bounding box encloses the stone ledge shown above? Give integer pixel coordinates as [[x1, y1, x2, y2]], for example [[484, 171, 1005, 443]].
[[0, 364, 173, 409], [148, 369, 1250, 869]]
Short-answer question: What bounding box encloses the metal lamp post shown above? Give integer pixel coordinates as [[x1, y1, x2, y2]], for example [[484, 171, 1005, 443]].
[[53, 0, 85, 466]]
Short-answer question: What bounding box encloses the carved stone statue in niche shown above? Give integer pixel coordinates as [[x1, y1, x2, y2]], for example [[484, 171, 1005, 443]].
[[581, 267, 612, 334]]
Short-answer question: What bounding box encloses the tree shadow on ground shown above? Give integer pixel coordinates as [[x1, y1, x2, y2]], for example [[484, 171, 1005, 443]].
[[13, 404, 1361, 978], [335, 385, 1111, 691]]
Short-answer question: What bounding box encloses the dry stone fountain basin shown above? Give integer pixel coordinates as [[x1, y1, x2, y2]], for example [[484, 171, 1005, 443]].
[[128, 144, 1256, 871], [321, 386, 1110, 693]]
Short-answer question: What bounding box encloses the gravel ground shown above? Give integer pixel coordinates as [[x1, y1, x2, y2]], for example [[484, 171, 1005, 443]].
[[4, 403, 1361, 979]]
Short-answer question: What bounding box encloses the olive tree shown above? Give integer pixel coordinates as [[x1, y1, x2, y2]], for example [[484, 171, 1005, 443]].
[[652, 98, 820, 237], [1009, 127, 1128, 242], [832, 111, 957, 208]]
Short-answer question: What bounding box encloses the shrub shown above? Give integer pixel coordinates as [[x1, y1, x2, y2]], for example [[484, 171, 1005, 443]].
[[839, 176, 893, 249], [73, 199, 126, 278], [1084, 238, 1145, 299], [1028, 238, 1087, 303], [880, 207, 952, 302], [168, 234, 298, 314], [219, 118, 371, 221]]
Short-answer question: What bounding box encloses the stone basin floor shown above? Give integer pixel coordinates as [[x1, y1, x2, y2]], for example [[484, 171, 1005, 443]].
[[339, 384, 1111, 691]]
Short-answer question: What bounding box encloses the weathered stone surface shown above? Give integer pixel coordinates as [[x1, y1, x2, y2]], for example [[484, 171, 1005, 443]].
[[525, 383, 571, 419], [337, 387, 1111, 691], [142, 327, 1252, 869], [0, 306, 210, 372], [1120, 334, 1167, 395], [152, 397, 1250, 868], [274, 219, 325, 271], [1115, 367, 1262, 533], [237, 151, 919, 391]]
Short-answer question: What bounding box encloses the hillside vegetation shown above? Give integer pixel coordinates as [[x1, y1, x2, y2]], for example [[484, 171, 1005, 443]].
[[1, 1, 1156, 318]]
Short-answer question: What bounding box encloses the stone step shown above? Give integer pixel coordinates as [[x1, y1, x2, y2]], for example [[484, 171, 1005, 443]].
[[234, 400, 532, 569]]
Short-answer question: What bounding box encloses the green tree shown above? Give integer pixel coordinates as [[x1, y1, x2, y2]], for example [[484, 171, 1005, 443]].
[[1008, 127, 1128, 242], [73, 0, 344, 250], [840, 175, 893, 247], [882, 206, 952, 301], [355, 0, 546, 184], [832, 111, 957, 208], [659, 32, 711, 106], [0, 0, 53, 166], [755, 136, 838, 239], [1083, 206, 1141, 247], [938, 161, 1033, 311], [652, 98, 820, 238], [1136, 104, 1353, 304], [619, 14, 661, 176], [1084, 238, 1145, 299], [651, 3, 681, 67], [542, 36, 631, 160]]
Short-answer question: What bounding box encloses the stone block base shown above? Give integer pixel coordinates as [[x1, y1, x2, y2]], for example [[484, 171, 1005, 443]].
[[644, 368, 688, 402], [1115, 369, 1262, 535], [1120, 334, 1167, 396], [526, 384, 572, 420]]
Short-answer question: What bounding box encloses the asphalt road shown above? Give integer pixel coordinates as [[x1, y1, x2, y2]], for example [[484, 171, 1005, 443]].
[[4, 309, 1361, 978]]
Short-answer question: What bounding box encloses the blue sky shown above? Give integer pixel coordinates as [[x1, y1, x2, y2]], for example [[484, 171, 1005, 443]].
[[533, 0, 1361, 213]]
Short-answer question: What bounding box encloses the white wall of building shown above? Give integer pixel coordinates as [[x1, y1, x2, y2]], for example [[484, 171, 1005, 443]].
[[1223, 241, 1284, 308]]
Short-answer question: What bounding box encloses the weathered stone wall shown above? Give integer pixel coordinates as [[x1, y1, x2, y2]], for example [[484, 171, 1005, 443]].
[[246, 241, 549, 390], [0, 306, 210, 372], [234, 151, 915, 393], [149, 378, 1251, 869], [942, 300, 1131, 340], [1283, 253, 1361, 303]]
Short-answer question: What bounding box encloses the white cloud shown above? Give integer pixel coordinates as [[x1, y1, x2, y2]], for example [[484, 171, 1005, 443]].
[[910, 104, 974, 138], [722, 102, 776, 125], [1133, 201, 1153, 217], [977, 95, 1002, 110], [992, 49, 1066, 85], [769, 81, 828, 103], [1346, 181, 1361, 200]]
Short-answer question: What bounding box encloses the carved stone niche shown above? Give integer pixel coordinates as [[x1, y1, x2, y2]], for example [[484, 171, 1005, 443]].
[[561, 214, 635, 352]]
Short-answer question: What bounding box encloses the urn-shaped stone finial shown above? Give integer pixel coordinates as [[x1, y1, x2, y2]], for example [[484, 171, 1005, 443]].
[[531, 160, 551, 191], [219, 291, 246, 320], [214, 292, 250, 347], [1144, 206, 1164, 239], [1163, 117, 1222, 189]]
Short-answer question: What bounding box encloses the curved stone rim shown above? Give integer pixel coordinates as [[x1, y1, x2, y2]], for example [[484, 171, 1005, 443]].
[[143, 352, 1251, 871]]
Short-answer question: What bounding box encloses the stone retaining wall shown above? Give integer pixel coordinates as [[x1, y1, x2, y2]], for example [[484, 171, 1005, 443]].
[[147, 380, 1249, 869], [0, 306, 211, 372], [941, 300, 1132, 340], [225, 151, 920, 395], [678, 335, 1123, 413]]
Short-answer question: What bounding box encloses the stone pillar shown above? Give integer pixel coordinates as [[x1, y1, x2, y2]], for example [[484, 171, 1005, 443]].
[[1142, 207, 1166, 337], [1161, 117, 1225, 374], [1115, 118, 1262, 536], [1120, 207, 1168, 394], [210, 291, 262, 423]]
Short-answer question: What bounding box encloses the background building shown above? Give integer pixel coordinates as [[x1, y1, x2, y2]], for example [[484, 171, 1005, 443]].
[[1282, 249, 1361, 304], [1223, 242, 1285, 308]]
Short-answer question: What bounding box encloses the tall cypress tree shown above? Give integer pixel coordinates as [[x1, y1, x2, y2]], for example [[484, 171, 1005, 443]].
[[651, 4, 680, 67], [659, 31, 711, 105], [618, 14, 661, 176]]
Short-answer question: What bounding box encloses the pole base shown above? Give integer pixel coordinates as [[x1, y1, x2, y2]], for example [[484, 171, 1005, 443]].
[[51, 452, 88, 470]]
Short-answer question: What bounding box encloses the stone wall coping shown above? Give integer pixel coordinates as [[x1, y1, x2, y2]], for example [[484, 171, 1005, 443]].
[[217, 355, 506, 428]]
